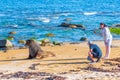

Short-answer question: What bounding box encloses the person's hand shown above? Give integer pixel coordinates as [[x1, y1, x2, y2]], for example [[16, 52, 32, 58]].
[[105, 41, 108, 45]]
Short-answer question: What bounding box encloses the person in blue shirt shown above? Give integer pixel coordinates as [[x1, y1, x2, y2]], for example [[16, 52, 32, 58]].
[[87, 41, 102, 63]]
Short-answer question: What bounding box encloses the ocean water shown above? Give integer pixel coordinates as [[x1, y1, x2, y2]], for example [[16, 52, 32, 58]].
[[0, 0, 120, 46]]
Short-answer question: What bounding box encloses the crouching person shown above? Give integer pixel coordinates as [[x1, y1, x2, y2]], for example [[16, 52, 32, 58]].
[[87, 41, 102, 63]]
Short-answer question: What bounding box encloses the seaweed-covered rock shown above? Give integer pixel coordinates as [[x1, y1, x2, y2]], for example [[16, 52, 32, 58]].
[[18, 40, 26, 44], [80, 37, 88, 41], [110, 28, 120, 35], [7, 36, 14, 41], [40, 38, 51, 46], [45, 33, 55, 37], [53, 41, 61, 45]]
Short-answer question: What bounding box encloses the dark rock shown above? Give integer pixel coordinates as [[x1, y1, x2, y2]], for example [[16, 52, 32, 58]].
[[8, 31, 16, 34], [80, 37, 88, 41], [112, 24, 120, 27], [60, 22, 70, 27], [53, 41, 61, 45], [60, 22, 85, 29], [0, 40, 13, 49]]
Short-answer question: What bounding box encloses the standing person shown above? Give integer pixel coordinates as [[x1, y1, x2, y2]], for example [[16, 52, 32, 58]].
[[100, 23, 112, 59], [87, 41, 102, 63]]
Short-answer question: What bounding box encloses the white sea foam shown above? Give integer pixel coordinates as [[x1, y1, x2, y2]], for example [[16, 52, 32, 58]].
[[52, 16, 59, 19], [27, 18, 39, 20], [59, 13, 72, 16], [39, 17, 50, 23], [83, 12, 97, 16], [27, 17, 50, 23], [6, 24, 18, 28]]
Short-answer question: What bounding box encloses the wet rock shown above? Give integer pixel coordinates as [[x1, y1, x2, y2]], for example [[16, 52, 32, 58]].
[[45, 33, 55, 37], [69, 25, 77, 28], [18, 40, 26, 44], [112, 24, 120, 27], [53, 41, 61, 45], [59, 22, 85, 29], [0, 40, 13, 49], [40, 38, 51, 46], [80, 37, 88, 41], [8, 31, 16, 34], [7, 36, 14, 41]]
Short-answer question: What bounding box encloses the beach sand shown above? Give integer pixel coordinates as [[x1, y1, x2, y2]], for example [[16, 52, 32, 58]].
[[0, 40, 120, 80]]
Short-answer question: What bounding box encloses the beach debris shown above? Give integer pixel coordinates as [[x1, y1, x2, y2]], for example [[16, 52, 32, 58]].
[[80, 37, 88, 41], [46, 76, 66, 80], [0, 71, 65, 79], [0, 39, 13, 50], [45, 33, 55, 37], [59, 22, 85, 29]]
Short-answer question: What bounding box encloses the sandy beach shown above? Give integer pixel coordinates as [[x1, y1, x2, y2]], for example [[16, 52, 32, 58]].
[[0, 40, 120, 80]]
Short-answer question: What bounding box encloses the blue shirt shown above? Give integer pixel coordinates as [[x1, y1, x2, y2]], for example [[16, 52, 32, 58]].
[[89, 44, 102, 58]]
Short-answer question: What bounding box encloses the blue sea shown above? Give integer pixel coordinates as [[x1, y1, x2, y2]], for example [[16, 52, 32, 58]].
[[0, 0, 120, 46]]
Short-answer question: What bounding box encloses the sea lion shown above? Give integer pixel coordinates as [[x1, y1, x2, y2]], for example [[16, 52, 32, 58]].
[[25, 40, 55, 59]]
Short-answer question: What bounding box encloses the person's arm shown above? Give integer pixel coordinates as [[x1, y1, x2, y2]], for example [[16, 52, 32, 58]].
[[94, 28, 102, 36], [96, 57, 100, 62]]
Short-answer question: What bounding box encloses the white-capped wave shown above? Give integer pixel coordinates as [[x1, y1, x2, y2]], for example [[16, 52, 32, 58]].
[[27, 18, 40, 20], [59, 13, 72, 16], [27, 17, 50, 23], [52, 16, 59, 19], [39, 17, 50, 23], [83, 12, 97, 15], [6, 24, 18, 28]]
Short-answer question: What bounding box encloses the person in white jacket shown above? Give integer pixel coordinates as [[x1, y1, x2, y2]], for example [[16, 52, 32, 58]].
[[100, 23, 112, 59]]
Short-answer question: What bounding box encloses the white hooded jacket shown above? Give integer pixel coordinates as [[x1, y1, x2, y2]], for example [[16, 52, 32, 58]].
[[101, 27, 112, 42]]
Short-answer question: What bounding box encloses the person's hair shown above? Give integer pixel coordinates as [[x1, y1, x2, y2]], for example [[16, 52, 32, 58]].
[[100, 23, 107, 27]]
